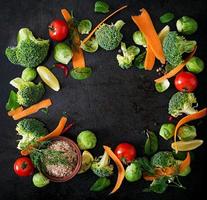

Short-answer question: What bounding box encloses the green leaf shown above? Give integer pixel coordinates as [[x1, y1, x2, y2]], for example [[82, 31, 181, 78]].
[[137, 157, 155, 175], [90, 177, 111, 192], [70, 67, 92, 80], [144, 131, 158, 156], [160, 12, 175, 24], [6, 90, 20, 111], [149, 177, 168, 193], [94, 1, 110, 14], [134, 52, 146, 69]]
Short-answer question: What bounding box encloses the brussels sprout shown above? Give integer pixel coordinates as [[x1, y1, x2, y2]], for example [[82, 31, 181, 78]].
[[125, 160, 142, 182], [159, 12, 174, 24], [54, 43, 73, 64], [81, 37, 98, 53], [94, 1, 109, 14], [155, 79, 170, 93], [186, 56, 205, 74], [176, 16, 198, 35], [132, 31, 146, 47], [70, 67, 92, 80], [77, 130, 97, 150], [90, 177, 111, 192], [134, 52, 146, 69], [78, 19, 92, 35], [21, 68, 37, 81], [159, 123, 175, 140], [177, 124, 197, 141], [32, 173, 49, 188]]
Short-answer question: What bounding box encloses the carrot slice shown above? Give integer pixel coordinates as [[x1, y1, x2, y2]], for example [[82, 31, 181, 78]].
[[12, 99, 52, 120], [132, 9, 165, 64], [82, 5, 128, 45], [103, 145, 125, 194], [179, 152, 191, 173], [8, 106, 24, 117], [173, 108, 207, 152], [144, 44, 155, 70], [72, 46, 85, 68], [155, 47, 197, 83], [61, 8, 72, 22]]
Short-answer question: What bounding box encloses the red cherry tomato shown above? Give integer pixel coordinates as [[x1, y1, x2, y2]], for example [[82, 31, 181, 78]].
[[114, 143, 137, 164], [14, 157, 34, 176], [48, 19, 69, 42], [174, 71, 198, 92]]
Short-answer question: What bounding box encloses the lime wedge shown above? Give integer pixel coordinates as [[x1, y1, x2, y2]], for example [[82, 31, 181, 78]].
[[78, 151, 94, 174], [171, 139, 203, 151], [159, 25, 170, 44]]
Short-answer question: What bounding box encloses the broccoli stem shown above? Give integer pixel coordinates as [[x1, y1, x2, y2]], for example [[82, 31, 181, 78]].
[[178, 40, 197, 54], [114, 20, 125, 31], [99, 151, 110, 167], [183, 107, 198, 115]]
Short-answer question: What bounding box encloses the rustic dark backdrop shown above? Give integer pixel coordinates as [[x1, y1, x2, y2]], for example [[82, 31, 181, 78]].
[[0, 0, 207, 200]]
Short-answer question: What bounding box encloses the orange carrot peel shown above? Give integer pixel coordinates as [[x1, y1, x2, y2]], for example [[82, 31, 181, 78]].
[[179, 152, 191, 173], [144, 44, 156, 70], [8, 106, 24, 117], [103, 145, 125, 194]]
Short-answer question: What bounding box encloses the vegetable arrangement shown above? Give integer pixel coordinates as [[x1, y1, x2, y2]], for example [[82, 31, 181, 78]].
[[4, 0, 207, 196]]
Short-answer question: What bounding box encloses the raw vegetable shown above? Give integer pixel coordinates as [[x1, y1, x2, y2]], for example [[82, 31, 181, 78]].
[[131, 8, 165, 64], [90, 177, 111, 192], [78, 150, 94, 174], [155, 79, 170, 93], [159, 123, 175, 140], [116, 42, 140, 69], [159, 12, 174, 24], [62, 123, 73, 134], [163, 31, 196, 67], [10, 77, 45, 107], [54, 63, 69, 77], [61, 8, 72, 22], [95, 20, 125, 50], [179, 166, 191, 176], [94, 1, 109, 13], [5, 28, 49, 68], [77, 130, 97, 150], [32, 173, 50, 188], [21, 68, 37, 81], [14, 157, 34, 176], [171, 140, 203, 151], [8, 106, 23, 117], [114, 143, 137, 164], [81, 37, 99, 53], [144, 131, 158, 156], [103, 145, 125, 194], [82, 5, 128, 45], [174, 71, 198, 92], [16, 118, 48, 150], [132, 31, 146, 47], [186, 56, 205, 74], [168, 92, 198, 118], [179, 152, 191, 173], [148, 176, 168, 194], [48, 19, 69, 41], [37, 66, 60, 91], [54, 43, 73, 65], [125, 160, 142, 182], [137, 157, 155, 175], [176, 16, 198, 35], [12, 99, 52, 120], [144, 44, 155, 70], [78, 19, 92, 34], [6, 90, 20, 111], [134, 52, 146, 69], [91, 150, 114, 177], [177, 125, 197, 141], [70, 67, 92, 80]]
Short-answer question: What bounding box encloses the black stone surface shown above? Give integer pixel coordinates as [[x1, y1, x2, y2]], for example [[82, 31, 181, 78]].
[[0, 0, 207, 200]]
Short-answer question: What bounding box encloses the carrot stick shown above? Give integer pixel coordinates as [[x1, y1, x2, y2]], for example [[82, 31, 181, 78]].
[[179, 152, 191, 173], [82, 5, 128, 45], [173, 108, 207, 152], [103, 145, 125, 194], [37, 116, 67, 142], [12, 99, 52, 120], [131, 9, 165, 64], [144, 44, 155, 70], [72, 46, 85, 68], [61, 8, 72, 22], [8, 106, 24, 117], [155, 47, 197, 83]]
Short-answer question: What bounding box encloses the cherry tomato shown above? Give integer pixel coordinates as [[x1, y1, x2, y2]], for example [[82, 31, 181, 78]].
[[48, 19, 69, 42], [174, 71, 198, 92], [114, 143, 137, 164], [14, 157, 34, 176]]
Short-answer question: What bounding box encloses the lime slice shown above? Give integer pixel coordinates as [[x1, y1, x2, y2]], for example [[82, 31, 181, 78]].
[[37, 66, 60, 91], [78, 151, 94, 174], [159, 25, 170, 44], [171, 140, 203, 151]]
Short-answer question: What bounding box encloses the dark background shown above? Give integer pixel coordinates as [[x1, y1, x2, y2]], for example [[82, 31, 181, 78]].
[[0, 0, 207, 200]]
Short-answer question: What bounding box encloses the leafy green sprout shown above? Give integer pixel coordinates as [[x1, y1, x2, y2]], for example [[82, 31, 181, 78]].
[[186, 56, 205, 74], [21, 68, 37, 81], [159, 123, 175, 140], [159, 12, 175, 24], [78, 19, 92, 35], [94, 1, 109, 14], [155, 79, 170, 93], [81, 37, 98, 53], [6, 90, 20, 111], [134, 52, 146, 69], [125, 160, 142, 182], [132, 31, 146, 47], [90, 177, 111, 192], [177, 124, 197, 141], [32, 173, 50, 188]]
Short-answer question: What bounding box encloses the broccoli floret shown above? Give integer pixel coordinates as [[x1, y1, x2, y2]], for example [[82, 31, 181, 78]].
[[151, 151, 175, 168], [168, 92, 197, 118], [163, 31, 196, 66], [5, 28, 49, 68], [91, 151, 114, 177], [95, 20, 125, 51], [16, 118, 48, 150], [10, 77, 45, 107]]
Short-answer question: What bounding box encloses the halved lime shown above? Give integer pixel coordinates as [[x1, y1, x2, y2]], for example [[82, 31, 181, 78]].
[[171, 139, 203, 151], [78, 151, 94, 174]]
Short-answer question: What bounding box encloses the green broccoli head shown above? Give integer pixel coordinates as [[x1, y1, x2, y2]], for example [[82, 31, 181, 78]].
[[163, 31, 196, 66], [5, 28, 49, 68], [91, 151, 114, 177], [168, 92, 197, 118], [16, 118, 48, 150], [151, 151, 175, 168], [95, 20, 125, 51], [10, 77, 45, 107]]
